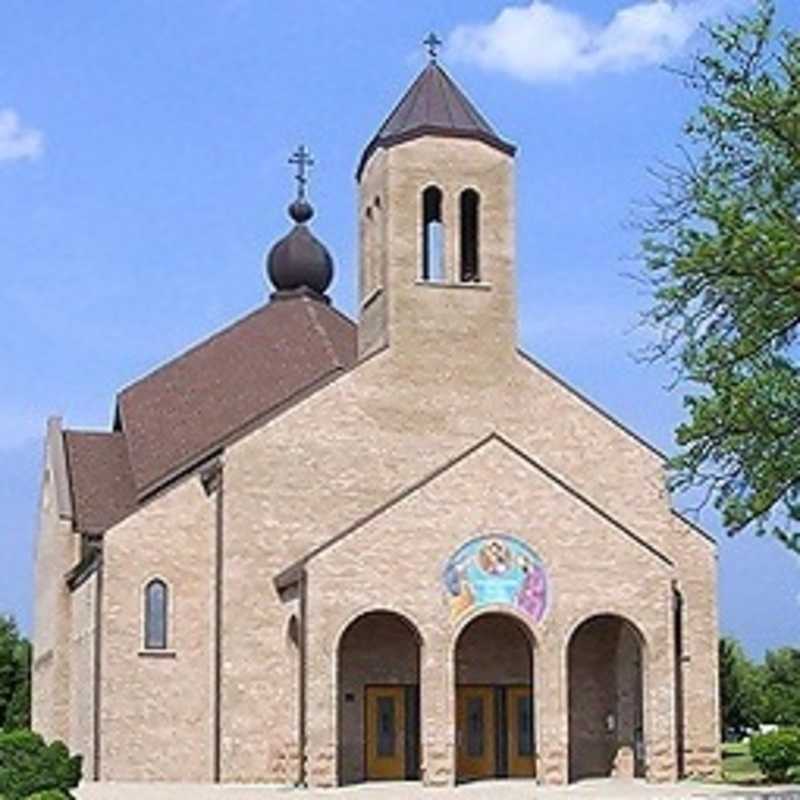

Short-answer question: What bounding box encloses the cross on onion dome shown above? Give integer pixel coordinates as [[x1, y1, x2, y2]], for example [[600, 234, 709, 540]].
[[288, 144, 314, 201]]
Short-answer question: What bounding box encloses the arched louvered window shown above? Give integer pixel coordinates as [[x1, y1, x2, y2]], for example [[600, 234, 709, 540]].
[[144, 579, 168, 650], [460, 189, 480, 282], [422, 186, 444, 281]]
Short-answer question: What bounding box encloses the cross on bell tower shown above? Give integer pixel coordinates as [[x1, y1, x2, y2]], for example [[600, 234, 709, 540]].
[[423, 32, 442, 62]]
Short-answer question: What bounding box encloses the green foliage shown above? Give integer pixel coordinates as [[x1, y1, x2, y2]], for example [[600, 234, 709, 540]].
[[720, 637, 764, 735], [761, 648, 800, 726], [23, 793, 70, 800], [0, 617, 31, 733], [750, 728, 800, 782], [638, 0, 800, 547], [0, 620, 18, 730], [718, 637, 800, 737], [5, 642, 31, 734], [0, 730, 81, 800]]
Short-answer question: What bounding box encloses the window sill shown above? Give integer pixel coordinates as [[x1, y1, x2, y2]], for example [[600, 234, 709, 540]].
[[414, 280, 491, 290], [138, 649, 177, 659]]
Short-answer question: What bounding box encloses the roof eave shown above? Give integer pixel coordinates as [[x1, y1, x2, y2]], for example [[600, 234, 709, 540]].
[[356, 128, 517, 181]]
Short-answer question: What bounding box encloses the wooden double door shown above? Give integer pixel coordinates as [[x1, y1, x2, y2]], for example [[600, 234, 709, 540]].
[[456, 685, 536, 781], [365, 685, 420, 781]]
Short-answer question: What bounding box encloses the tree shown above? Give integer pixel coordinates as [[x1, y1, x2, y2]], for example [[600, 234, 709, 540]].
[[0, 730, 82, 799], [638, 0, 800, 549], [0, 616, 31, 732], [6, 639, 31, 732], [719, 636, 763, 736], [0, 617, 20, 729], [761, 647, 800, 725]]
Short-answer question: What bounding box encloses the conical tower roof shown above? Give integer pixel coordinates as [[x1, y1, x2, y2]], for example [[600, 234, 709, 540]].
[[357, 61, 515, 179]]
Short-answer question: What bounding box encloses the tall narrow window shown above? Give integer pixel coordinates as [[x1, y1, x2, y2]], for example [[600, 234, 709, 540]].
[[460, 189, 480, 282], [144, 579, 168, 650], [422, 186, 444, 281]]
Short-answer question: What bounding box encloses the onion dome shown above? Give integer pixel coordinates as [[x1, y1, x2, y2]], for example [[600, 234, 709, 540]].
[[266, 145, 333, 298]]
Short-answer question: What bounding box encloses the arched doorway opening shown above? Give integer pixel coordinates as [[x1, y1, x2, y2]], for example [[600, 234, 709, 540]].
[[337, 611, 421, 785], [567, 614, 646, 782], [454, 613, 536, 782]]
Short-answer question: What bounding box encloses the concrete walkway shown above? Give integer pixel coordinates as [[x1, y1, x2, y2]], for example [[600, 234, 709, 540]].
[[75, 779, 800, 800]]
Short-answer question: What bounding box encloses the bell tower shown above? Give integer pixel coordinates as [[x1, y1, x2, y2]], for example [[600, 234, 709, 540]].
[[356, 40, 518, 367]]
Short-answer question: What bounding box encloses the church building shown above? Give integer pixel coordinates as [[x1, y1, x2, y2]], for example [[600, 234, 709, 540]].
[[32, 48, 720, 788]]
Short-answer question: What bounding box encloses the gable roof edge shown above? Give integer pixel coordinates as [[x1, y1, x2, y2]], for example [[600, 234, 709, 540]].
[[132, 363, 347, 502], [275, 432, 496, 591], [47, 416, 73, 522], [274, 430, 673, 593], [516, 348, 668, 462], [670, 508, 718, 548], [130, 341, 391, 504]]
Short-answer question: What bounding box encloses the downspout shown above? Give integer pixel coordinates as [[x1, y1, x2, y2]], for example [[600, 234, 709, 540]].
[[210, 461, 225, 783], [200, 456, 224, 783], [672, 582, 685, 779], [92, 552, 103, 781], [298, 566, 308, 787]]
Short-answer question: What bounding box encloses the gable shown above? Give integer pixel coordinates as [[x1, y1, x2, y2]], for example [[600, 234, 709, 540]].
[[275, 432, 673, 592]]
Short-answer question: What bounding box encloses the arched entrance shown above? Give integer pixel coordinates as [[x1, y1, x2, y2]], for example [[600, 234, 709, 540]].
[[567, 614, 646, 782], [337, 611, 421, 785], [454, 613, 536, 782]]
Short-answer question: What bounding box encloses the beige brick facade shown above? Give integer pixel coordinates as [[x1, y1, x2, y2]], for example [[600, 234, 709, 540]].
[[33, 422, 79, 747], [32, 61, 720, 789]]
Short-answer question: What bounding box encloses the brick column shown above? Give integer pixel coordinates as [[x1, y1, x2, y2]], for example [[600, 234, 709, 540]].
[[304, 617, 337, 787], [644, 612, 678, 783], [536, 630, 568, 784], [420, 627, 454, 786]]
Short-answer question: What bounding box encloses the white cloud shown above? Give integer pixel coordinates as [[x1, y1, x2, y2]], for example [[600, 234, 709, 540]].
[[0, 108, 43, 163], [447, 0, 741, 82]]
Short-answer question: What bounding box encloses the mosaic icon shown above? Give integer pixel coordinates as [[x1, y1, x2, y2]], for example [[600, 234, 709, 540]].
[[443, 535, 548, 624]]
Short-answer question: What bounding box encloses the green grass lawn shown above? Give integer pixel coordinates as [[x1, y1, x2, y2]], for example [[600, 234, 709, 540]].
[[722, 740, 765, 785], [721, 740, 800, 785]]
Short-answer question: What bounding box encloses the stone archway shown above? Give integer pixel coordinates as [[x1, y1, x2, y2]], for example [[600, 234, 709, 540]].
[[567, 614, 646, 782], [453, 613, 536, 782], [336, 611, 422, 785]]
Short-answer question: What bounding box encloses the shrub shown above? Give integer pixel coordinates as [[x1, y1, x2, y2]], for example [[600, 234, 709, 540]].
[[24, 793, 69, 800], [0, 730, 81, 800], [750, 728, 800, 783]]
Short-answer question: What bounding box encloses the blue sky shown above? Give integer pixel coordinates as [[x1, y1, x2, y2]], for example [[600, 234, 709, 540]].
[[1, 1, 798, 659]]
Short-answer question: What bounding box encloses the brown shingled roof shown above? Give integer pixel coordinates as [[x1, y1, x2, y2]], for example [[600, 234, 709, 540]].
[[116, 293, 357, 495], [63, 431, 137, 534], [61, 293, 357, 532]]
